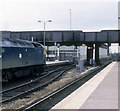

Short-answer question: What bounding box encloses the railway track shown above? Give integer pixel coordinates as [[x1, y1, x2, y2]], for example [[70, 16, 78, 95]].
[[19, 61, 112, 111], [2, 62, 72, 91], [1, 64, 74, 104]]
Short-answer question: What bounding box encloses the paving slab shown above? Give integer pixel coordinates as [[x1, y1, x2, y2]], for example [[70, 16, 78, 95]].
[[51, 62, 118, 110]]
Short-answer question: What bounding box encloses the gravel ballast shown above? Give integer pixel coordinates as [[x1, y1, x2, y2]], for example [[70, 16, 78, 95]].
[[2, 66, 97, 109]]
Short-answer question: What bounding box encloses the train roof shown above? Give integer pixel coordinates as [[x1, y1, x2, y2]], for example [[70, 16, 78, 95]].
[[0, 38, 44, 48]]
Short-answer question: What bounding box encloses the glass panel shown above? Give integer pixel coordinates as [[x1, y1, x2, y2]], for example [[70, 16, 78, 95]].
[[26, 43, 34, 47]]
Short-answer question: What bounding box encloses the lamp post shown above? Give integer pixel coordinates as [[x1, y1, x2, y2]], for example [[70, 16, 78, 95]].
[[69, 9, 71, 31], [38, 20, 52, 47]]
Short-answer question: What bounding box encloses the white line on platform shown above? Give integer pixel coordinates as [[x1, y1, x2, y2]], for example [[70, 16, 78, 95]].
[[50, 62, 116, 110]]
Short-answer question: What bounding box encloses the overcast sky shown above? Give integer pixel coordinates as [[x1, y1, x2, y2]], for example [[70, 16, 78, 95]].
[[0, 0, 119, 31], [0, 0, 119, 52]]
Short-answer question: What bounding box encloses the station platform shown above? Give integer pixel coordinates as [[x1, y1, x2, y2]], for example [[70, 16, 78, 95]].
[[46, 60, 70, 67], [46, 60, 69, 65], [51, 62, 118, 109]]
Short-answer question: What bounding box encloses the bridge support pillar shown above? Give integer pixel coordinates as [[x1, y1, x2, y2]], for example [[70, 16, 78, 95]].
[[95, 44, 100, 65], [107, 48, 109, 56], [57, 43, 60, 61], [47, 46, 49, 61], [86, 44, 93, 66]]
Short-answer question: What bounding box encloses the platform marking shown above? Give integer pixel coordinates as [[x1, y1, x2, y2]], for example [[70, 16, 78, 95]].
[[50, 62, 116, 109]]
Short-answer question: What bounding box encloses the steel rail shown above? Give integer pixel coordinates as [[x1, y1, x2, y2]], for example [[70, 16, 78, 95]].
[[20, 61, 112, 111], [2, 65, 74, 103]]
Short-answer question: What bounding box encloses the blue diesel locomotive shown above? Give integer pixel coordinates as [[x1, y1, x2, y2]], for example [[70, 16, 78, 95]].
[[0, 38, 46, 82]]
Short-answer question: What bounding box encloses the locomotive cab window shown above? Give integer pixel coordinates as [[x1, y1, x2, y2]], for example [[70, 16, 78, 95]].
[[2, 39, 13, 47], [32, 43, 42, 48], [32, 43, 38, 47], [18, 42, 26, 47], [11, 41, 19, 47], [36, 43, 42, 48], [26, 43, 34, 47]]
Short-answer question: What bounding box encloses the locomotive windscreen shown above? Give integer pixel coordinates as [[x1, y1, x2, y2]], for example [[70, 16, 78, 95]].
[[1, 38, 34, 48]]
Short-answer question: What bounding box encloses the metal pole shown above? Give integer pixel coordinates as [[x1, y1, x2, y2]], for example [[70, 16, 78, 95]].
[[69, 9, 71, 31]]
